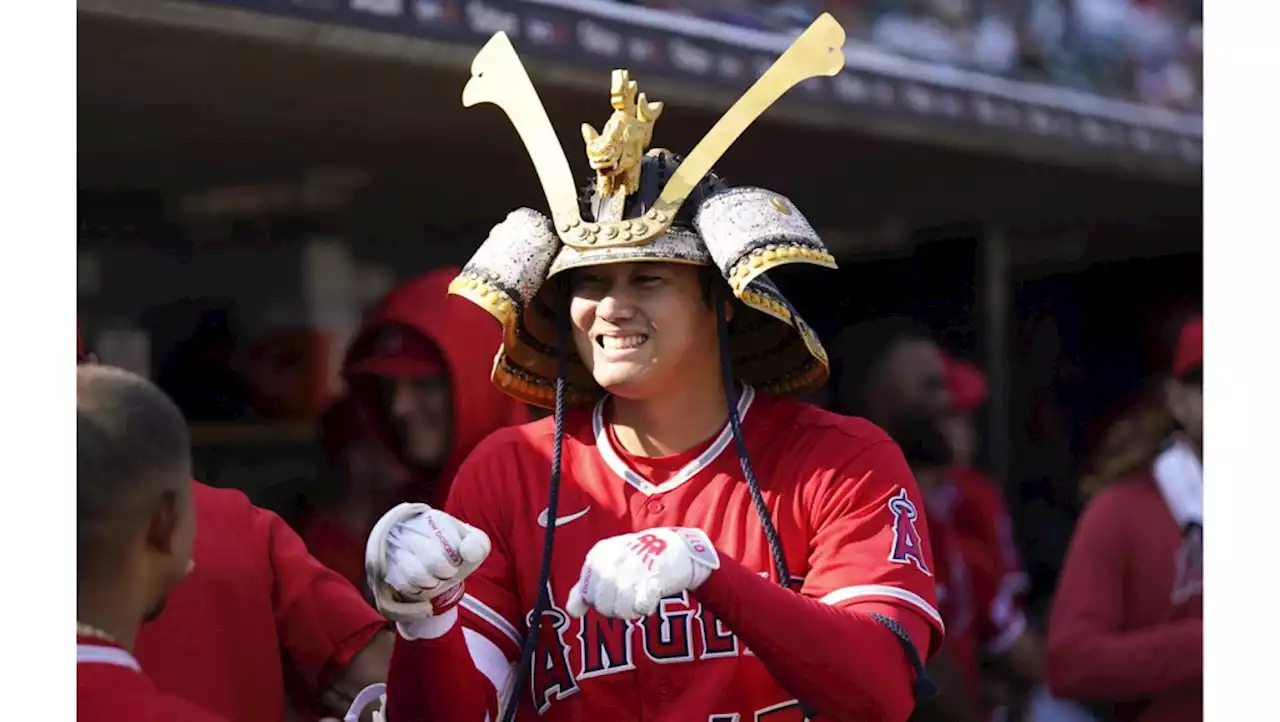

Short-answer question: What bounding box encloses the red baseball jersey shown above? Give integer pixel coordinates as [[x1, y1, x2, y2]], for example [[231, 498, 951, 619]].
[[440, 389, 943, 721], [77, 637, 228, 722], [922, 495, 981, 703], [950, 467, 1029, 653]]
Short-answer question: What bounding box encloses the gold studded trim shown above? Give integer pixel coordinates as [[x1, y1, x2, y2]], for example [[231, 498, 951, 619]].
[[728, 243, 838, 297], [558, 205, 676, 250], [548, 228, 712, 278], [447, 272, 518, 329]]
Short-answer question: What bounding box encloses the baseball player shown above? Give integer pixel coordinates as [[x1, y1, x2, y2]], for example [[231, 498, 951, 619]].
[[76, 324, 392, 722], [360, 15, 943, 722], [77, 365, 226, 722]]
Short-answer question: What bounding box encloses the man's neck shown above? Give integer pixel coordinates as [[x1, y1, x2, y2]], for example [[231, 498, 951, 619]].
[[77, 582, 143, 653], [609, 375, 731, 457]]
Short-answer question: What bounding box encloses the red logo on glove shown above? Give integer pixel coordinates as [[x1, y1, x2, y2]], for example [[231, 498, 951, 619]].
[[629, 533, 668, 570]]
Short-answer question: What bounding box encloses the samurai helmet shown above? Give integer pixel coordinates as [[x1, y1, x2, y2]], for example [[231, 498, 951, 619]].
[[448, 16, 848, 408]]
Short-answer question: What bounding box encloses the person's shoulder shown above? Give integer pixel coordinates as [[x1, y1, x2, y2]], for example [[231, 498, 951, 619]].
[[1087, 471, 1160, 510], [192, 480, 290, 529], [192, 480, 251, 510], [191, 481, 261, 530], [760, 394, 896, 458], [1075, 471, 1160, 535], [451, 408, 593, 499], [467, 408, 591, 458], [753, 396, 906, 496]]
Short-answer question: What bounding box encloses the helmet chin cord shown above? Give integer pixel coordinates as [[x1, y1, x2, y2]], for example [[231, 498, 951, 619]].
[[502, 307, 571, 722]]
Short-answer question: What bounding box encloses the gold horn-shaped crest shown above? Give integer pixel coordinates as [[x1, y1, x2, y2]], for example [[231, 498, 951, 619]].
[[654, 14, 846, 216], [462, 32, 584, 234], [462, 14, 847, 249]]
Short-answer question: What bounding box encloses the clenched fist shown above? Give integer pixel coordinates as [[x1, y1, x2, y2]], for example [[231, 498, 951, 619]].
[[566, 527, 720, 620], [365, 502, 491, 624]]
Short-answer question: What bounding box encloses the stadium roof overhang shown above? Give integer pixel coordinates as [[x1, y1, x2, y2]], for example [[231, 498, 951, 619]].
[[79, 0, 1201, 263]]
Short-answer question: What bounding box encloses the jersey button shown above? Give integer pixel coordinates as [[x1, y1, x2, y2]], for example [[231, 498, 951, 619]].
[[645, 498, 665, 514]]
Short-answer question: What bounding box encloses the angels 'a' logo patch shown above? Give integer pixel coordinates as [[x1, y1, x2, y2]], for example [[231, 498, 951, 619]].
[[887, 488, 931, 576]]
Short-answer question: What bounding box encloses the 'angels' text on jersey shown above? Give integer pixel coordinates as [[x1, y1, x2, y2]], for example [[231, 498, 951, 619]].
[[528, 587, 755, 715]]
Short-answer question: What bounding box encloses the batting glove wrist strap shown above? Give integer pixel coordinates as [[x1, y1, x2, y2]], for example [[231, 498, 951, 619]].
[[672, 527, 721, 587]]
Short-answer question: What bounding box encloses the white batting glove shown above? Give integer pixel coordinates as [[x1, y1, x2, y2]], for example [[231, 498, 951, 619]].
[[566, 527, 720, 620], [342, 683, 387, 722], [365, 503, 491, 625]]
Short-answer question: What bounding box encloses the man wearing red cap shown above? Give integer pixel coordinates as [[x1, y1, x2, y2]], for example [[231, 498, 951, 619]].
[[1046, 315, 1203, 722], [940, 355, 1044, 715], [298, 267, 530, 590]]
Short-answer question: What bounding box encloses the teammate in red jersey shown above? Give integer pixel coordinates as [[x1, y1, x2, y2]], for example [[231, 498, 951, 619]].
[[78, 323, 393, 721], [77, 364, 225, 722], [1046, 315, 1203, 722], [354, 19, 943, 722], [940, 356, 1027, 609], [831, 318, 983, 722], [940, 355, 1043, 709]]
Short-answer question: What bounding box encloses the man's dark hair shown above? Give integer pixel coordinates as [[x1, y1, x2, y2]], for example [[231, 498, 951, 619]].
[[78, 365, 192, 570], [830, 317, 935, 417]]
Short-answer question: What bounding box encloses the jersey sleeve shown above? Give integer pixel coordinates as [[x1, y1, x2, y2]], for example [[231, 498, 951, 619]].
[[801, 438, 946, 657], [252, 504, 389, 692], [444, 433, 528, 663], [1045, 488, 1203, 700]]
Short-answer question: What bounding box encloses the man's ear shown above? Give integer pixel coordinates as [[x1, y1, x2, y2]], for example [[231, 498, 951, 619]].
[[145, 490, 179, 555], [721, 300, 735, 323]]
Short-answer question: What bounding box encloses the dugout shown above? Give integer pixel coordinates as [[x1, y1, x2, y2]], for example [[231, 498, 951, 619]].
[[78, 0, 1201, 551]]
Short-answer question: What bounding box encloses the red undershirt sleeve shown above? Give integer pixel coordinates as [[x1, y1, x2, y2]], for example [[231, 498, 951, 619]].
[[692, 438, 946, 722], [696, 555, 933, 722], [386, 435, 525, 722], [385, 618, 498, 722]]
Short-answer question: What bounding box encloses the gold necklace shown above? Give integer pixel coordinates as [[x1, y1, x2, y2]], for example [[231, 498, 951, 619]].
[[76, 621, 117, 645]]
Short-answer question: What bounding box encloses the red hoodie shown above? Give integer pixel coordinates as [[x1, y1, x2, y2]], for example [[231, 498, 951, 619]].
[[300, 267, 529, 588]]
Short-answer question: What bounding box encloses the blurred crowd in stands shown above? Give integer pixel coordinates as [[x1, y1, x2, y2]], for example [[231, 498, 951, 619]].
[[614, 0, 1203, 110]]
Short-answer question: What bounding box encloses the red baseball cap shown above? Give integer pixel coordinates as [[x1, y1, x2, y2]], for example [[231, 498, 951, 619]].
[[346, 325, 444, 379], [943, 354, 988, 414], [1172, 315, 1203, 378]]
